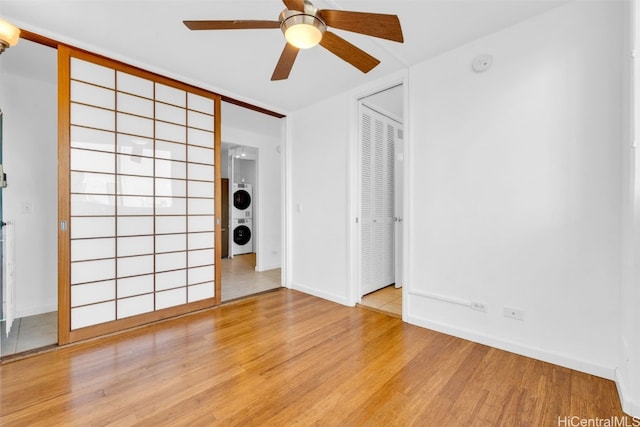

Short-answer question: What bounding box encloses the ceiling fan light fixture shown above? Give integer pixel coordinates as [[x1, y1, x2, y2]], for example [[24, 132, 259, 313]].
[[0, 18, 20, 54], [281, 14, 326, 49]]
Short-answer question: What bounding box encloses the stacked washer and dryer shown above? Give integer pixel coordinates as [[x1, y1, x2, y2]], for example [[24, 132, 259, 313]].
[[231, 183, 253, 255]]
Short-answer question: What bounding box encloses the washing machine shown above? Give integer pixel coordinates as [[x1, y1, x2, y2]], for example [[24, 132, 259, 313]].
[[232, 218, 253, 255], [232, 183, 252, 219]]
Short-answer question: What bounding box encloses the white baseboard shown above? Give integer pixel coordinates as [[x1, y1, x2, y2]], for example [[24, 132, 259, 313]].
[[291, 282, 353, 307], [615, 368, 640, 417], [15, 303, 57, 318], [406, 312, 615, 380], [255, 263, 281, 272]]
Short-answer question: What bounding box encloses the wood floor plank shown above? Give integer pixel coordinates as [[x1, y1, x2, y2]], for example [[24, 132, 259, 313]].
[[0, 289, 629, 426]]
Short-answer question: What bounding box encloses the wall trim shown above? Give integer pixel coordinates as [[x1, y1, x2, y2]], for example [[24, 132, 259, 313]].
[[16, 303, 58, 319], [406, 311, 615, 381], [616, 368, 640, 417], [291, 282, 352, 307], [255, 263, 281, 272]]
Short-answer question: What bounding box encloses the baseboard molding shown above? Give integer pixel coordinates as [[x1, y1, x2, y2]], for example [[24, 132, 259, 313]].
[[15, 303, 57, 318], [291, 282, 353, 307], [406, 312, 615, 381], [615, 368, 640, 417], [255, 263, 281, 272]]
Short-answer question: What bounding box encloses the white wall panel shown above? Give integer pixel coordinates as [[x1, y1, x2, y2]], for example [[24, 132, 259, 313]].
[[71, 194, 116, 216], [155, 178, 187, 197], [71, 217, 116, 239], [188, 249, 214, 268], [117, 154, 154, 176], [156, 140, 186, 162], [156, 216, 187, 234], [117, 175, 154, 196], [71, 125, 115, 152], [188, 215, 215, 233], [117, 236, 154, 257], [156, 269, 187, 291], [118, 294, 154, 318], [188, 163, 214, 181], [71, 172, 115, 194], [156, 121, 186, 143], [71, 80, 114, 109], [156, 252, 187, 272], [187, 92, 214, 113], [188, 232, 214, 250], [156, 102, 186, 126], [71, 258, 116, 284], [117, 112, 154, 138], [118, 255, 154, 277], [117, 134, 154, 157], [71, 301, 115, 329], [118, 216, 154, 236], [188, 265, 214, 285], [188, 110, 213, 131], [188, 282, 214, 302], [155, 159, 186, 179], [116, 71, 153, 98], [188, 198, 214, 215], [71, 103, 115, 131], [156, 233, 187, 253], [118, 274, 154, 298], [156, 287, 186, 309], [188, 181, 214, 198], [71, 148, 115, 174], [71, 238, 116, 262], [187, 128, 214, 148], [72, 58, 114, 88], [71, 280, 115, 307], [188, 146, 214, 165], [156, 84, 186, 107], [155, 197, 186, 215], [117, 195, 154, 215], [117, 92, 153, 118]]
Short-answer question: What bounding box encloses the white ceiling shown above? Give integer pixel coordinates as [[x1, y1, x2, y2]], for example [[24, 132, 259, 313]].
[[1, 0, 568, 114]]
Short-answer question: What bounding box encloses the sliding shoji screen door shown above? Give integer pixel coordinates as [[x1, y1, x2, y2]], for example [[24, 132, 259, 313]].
[[58, 46, 221, 344]]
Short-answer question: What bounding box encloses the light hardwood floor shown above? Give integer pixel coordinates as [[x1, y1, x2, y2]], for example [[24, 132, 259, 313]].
[[0, 289, 627, 426]]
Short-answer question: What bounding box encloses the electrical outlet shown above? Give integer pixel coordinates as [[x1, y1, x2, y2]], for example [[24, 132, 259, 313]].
[[471, 301, 487, 312], [503, 307, 524, 321]]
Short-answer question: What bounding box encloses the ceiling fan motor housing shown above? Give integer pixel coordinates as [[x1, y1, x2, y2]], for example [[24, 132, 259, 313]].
[[279, 9, 327, 49]]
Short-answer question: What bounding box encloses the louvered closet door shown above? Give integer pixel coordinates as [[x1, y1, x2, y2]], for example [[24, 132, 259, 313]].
[[59, 47, 221, 344], [360, 106, 395, 295]]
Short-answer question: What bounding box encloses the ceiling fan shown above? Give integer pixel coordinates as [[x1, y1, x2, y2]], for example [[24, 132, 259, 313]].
[[183, 0, 404, 81]]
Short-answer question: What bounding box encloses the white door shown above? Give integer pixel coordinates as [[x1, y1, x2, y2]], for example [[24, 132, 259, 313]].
[[360, 106, 397, 295], [394, 127, 404, 288]]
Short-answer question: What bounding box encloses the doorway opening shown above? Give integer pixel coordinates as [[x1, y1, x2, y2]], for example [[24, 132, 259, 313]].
[[1, 38, 58, 357], [219, 102, 284, 302], [355, 83, 405, 317]]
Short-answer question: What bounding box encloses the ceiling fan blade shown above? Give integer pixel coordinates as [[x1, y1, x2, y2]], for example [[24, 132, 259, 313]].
[[183, 20, 281, 30], [282, 0, 305, 12], [271, 43, 300, 81], [317, 10, 404, 43], [319, 31, 380, 74]]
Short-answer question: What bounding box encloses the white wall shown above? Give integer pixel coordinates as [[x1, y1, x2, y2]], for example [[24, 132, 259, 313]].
[[222, 103, 283, 272], [289, 94, 351, 304], [0, 41, 58, 317], [407, 1, 623, 379], [288, 0, 629, 387], [618, 0, 640, 417]]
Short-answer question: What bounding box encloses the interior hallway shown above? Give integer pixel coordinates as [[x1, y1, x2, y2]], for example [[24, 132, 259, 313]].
[[221, 253, 281, 302], [1, 311, 57, 357], [359, 285, 402, 318]]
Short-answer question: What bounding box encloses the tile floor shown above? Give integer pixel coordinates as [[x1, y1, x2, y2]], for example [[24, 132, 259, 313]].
[[359, 285, 402, 317], [221, 253, 281, 302], [1, 311, 57, 357]]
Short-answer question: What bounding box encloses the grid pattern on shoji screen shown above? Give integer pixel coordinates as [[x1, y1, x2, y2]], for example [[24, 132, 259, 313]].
[[69, 58, 216, 330]]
